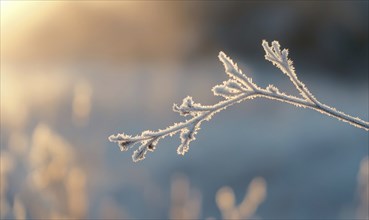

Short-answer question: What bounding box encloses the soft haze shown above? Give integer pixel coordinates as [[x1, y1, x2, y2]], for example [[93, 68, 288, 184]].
[[1, 1, 368, 219]]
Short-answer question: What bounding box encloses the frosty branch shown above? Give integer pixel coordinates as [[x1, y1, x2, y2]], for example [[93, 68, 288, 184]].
[[109, 40, 369, 162]]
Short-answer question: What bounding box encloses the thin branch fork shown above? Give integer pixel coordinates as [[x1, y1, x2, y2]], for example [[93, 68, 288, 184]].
[[109, 40, 369, 162]]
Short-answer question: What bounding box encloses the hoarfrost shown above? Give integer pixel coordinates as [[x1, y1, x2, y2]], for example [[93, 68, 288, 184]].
[[109, 40, 369, 162]]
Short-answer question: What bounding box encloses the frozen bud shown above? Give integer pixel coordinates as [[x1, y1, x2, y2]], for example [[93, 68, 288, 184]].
[[225, 80, 243, 91], [272, 41, 282, 57], [281, 49, 289, 63], [132, 145, 148, 162], [266, 84, 279, 93], [118, 141, 134, 151], [183, 96, 194, 107], [173, 96, 195, 116], [108, 133, 132, 142], [212, 85, 240, 99], [147, 139, 158, 152], [177, 125, 198, 156]]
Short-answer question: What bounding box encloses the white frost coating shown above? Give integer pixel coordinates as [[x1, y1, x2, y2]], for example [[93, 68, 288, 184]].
[[262, 40, 317, 104], [266, 84, 279, 94], [212, 84, 241, 99], [218, 52, 257, 90], [109, 40, 369, 162], [132, 144, 148, 162], [172, 96, 212, 117], [225, 80, 246, 91]]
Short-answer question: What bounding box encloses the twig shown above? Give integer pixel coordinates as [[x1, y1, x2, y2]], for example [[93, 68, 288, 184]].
[[109, 40, 369, 162]]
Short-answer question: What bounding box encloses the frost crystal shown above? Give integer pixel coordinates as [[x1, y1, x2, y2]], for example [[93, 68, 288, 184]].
[[109, 40, 369, 162], [132, 145, 148, 162], [212, 84, 240, 99], [266, 84, 279, 94]]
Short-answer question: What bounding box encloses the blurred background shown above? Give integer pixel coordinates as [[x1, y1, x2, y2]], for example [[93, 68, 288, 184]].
[[1, 1, 368, 219]]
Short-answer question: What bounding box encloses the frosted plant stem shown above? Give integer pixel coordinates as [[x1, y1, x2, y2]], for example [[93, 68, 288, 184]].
[[256, 89, 369, 131], [109, 40, 369, 162], [308, 102, 369, 131], [110, 92, 257, 143]]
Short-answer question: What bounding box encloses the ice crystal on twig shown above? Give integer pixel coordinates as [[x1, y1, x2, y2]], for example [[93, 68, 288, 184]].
[[172, 96, 209, 117], [109, 40, 369, 162]]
